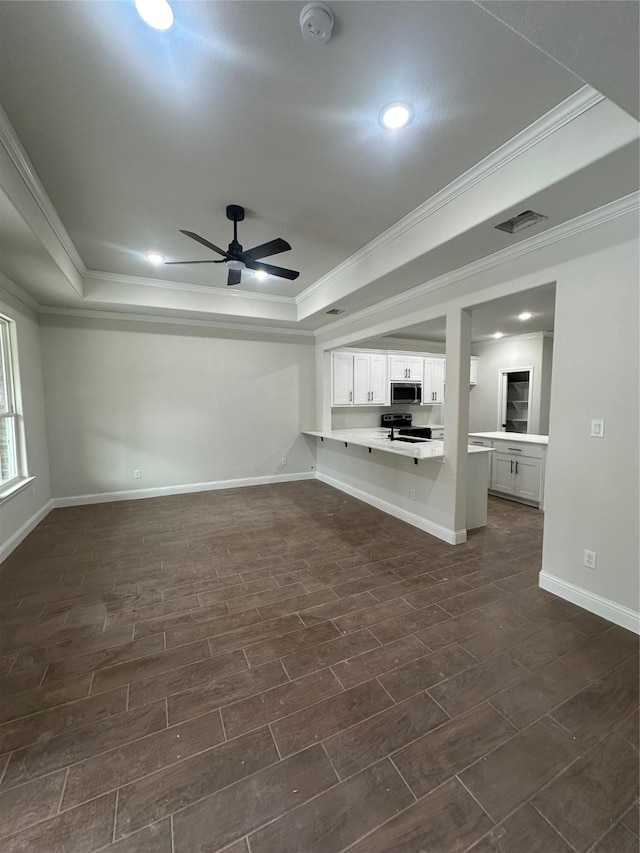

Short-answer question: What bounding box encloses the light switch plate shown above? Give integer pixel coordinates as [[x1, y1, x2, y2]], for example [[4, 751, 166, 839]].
[[590, 419, 604, 438]]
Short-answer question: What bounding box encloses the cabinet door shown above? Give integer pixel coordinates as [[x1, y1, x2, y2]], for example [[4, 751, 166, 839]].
[[407, 357, 424, 380], [491, 452, 516, 494], [514, 456, 542, 502], [389, 356, 408, 381], [470, 358, 478, 385], [369, 354, 388, 404], [331, 353, 353, 406], [352, 353, 371, 405], [424, 358, 445, 404]]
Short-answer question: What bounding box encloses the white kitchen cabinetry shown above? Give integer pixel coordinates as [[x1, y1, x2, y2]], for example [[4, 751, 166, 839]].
[[489, 440, 544, 505], [430, 427, 444, 440], [331, 352, 354, 406], [389, 355, 423, 381], [470, 357, 478, 385], [423, 358, 445, 405], [353, 353, 388, 405], [332, 351, 388, 406]]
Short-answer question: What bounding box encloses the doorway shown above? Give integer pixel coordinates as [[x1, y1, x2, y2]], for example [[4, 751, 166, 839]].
[[498, 367, 533, 433]]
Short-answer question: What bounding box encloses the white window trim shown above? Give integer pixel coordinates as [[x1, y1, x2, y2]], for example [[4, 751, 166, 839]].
[[0, 315, 31, 498]]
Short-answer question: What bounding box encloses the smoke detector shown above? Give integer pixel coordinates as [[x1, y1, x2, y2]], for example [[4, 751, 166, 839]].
[[300, 3, 334, 44]]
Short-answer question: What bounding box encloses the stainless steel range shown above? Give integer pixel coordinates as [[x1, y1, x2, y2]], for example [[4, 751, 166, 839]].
[[380, 413, 432, 441]]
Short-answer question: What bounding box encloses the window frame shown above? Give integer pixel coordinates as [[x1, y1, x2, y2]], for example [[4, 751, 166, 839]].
[[0, 315, 27, 497]]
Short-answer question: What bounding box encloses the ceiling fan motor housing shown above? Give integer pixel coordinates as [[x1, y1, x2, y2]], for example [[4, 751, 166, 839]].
[[226, 204, 245, 222]]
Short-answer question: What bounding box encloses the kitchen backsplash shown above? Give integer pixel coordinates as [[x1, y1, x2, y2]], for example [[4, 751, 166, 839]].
[[331, 405, 444, 430]]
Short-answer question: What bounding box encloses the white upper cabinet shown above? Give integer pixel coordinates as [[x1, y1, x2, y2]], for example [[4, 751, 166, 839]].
[[423, 357, 445, 405], [389, 355, 423, 381], [331, 352, 354, 406], [470, 357, 478, 385], [334, 351, 388, 406]]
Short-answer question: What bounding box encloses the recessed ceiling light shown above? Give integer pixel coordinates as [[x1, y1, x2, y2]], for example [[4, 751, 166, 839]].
[[254, 270, 268, 281], [145, 252, 165, 265], [135, 0, 174, 31], [517, 312, 533, 321], [381, 103, 412, 130], [492, 332, 504, 339]]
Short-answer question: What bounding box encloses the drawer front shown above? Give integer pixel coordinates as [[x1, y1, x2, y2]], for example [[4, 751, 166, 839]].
[[468, 436, 492, 448], [492, 440, 544, 459]]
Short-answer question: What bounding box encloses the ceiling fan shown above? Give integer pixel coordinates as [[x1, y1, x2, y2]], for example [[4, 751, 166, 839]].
[[165, 205, 300, 286]]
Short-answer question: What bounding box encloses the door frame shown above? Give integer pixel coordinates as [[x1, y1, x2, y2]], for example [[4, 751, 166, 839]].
[[497, 366, 534, 432]]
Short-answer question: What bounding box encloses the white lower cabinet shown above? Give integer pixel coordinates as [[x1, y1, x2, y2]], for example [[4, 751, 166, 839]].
[[489, 440, 544, 505]]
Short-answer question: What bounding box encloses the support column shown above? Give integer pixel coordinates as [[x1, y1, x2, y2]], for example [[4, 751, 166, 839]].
[[444, 307, 472, 534]]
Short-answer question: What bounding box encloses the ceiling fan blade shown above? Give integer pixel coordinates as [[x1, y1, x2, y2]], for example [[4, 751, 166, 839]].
[[180, 230, 229, 257], [227, 268, 242, 286], [164, 259, 225, 264], [243, 238, 292, 261], [246, 260, 300, 281]]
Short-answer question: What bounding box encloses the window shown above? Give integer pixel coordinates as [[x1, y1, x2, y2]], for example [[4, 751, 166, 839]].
[[0, 316, 21, 490]]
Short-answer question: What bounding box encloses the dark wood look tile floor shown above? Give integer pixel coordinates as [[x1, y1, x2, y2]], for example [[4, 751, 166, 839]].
[[0, 483, 638, 853]]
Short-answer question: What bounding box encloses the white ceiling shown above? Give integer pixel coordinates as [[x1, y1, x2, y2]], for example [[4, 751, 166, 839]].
[[388, 283, 556, 344], [0, 1, 637, 331]]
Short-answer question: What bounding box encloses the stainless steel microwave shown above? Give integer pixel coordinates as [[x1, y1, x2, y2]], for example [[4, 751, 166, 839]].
[[390, 382, 422, 404]]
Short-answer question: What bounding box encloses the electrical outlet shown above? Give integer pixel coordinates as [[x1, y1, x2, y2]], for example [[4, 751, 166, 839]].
[[134, 469, 141, 479], [410, 488, 416, 500], [281, 457, 287, 467], [583, 549, 597, 570]]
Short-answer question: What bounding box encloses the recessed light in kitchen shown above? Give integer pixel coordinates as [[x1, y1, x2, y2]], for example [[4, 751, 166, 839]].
[[518, 312, 533, 321], [145, 252, 165, 265], [380, 103, 412, 129], [135, 0, 174, 31], [254, 270, 268, 281], [492, 332, 504, 339]]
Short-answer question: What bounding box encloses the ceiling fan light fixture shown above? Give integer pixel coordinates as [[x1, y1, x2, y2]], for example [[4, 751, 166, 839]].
[[381, 103, 412, 129], [254, 269, 268, 280], [225, 259, 246, 271], [135, 0, 174, 31], [145, 252, 165, 264]]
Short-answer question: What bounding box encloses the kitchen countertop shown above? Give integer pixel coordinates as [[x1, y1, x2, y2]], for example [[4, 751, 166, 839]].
[[469, 431, 549, 446], [303, 428, 492, 460]]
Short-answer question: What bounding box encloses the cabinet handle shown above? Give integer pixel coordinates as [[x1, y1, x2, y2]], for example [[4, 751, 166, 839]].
[[349, 391, 352, 402], [515, 461, 519, 475], [507, 447, 522, 452], [510, 460, 514, 474], [471, 441, 484, 445]]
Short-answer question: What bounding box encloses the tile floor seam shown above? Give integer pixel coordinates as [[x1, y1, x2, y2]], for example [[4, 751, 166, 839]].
[[170, 813, 176, 853], [388, 755, 418, 802], [114, 748, 287, 844], [528, 798, 582, 853], [456, 773, 497, 825], [56, 766, 70, 814], [112, 786, 119, 843]]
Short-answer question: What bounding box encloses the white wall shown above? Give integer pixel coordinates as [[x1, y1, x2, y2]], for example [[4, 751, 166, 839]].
[[469, 332, 552, 434], [0, 281, 52, 557], [39, 316, 316, 500], [541, 240, 639, 629]]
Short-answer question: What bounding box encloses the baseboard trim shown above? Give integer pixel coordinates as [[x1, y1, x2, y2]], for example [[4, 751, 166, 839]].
[[52, 472, 316, 508], [317, 472, 466, 545], [0, 500, 54, 563], [539, 571, 640, 635]]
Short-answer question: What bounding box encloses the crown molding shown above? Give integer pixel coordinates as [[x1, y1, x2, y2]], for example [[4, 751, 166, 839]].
[[37, 306, 315, 338], [319, 191, 639, 337], [83, 269, 297, 305], [297, 85, 604, 308], [0, 272, 40, 313], [0, 103, 86, 277]]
